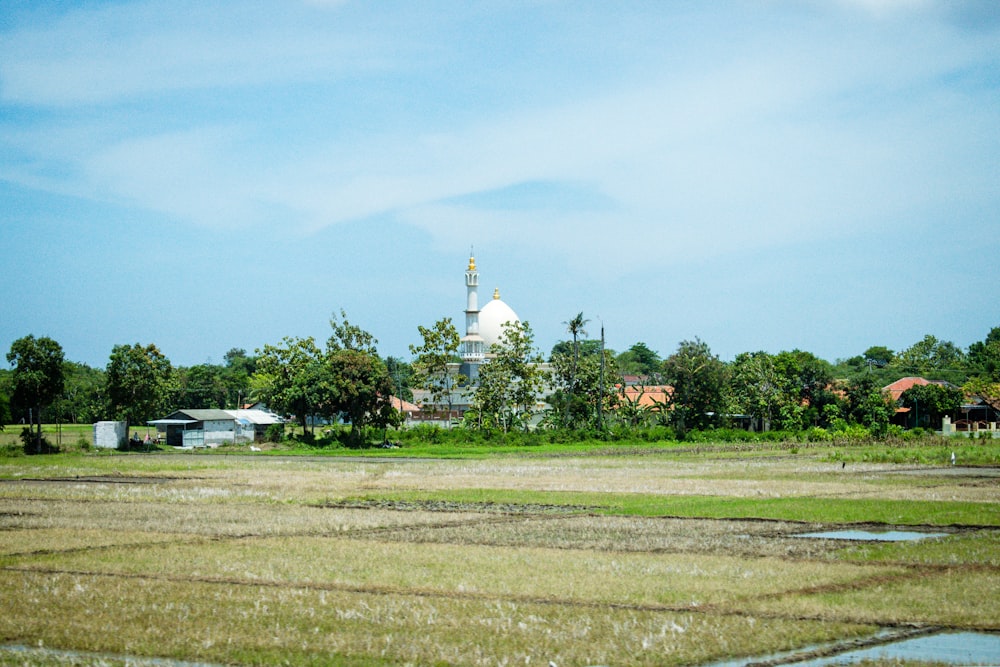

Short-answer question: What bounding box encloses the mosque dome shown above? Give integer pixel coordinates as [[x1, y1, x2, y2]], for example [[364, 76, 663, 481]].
[[478, 288, 520, 351]]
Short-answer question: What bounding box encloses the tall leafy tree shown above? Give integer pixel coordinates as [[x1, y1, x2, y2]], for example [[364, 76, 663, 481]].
[[105, 343, 173, 436], [893, 334, 967, 380], [251, 336, 326, 433], [772, 350, 835, 428], [53, 361, 105, 424], [898, 382, 963, 429], [730, 351, 786, 431], [616, 342, 661, 378], [968, 327, 1000, 382], [223, 348, 256, 407], [844, 375, 895, 437], [562, 312, 589, 426], [549, 344, 619, 429], [176, 364, 228, 409], [384, 356, 414, 402], [327, 348, 396, 445], [7, 335, 65, 452], [409, 318, 464, 424], [328, 309, 378, 355], [473, 321, 546, 432], [661, 338, 727, 437]]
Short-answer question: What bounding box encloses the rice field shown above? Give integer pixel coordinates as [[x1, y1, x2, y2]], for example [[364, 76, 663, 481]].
[[0, 451, 997, 666]]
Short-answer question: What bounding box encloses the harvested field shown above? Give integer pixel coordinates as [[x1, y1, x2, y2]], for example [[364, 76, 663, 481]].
[[1, 452, 997, 666]]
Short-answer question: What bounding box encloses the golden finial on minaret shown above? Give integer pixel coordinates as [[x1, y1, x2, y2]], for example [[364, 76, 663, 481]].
[[468, 246, 476, 271], [493, 288, 500, 300]]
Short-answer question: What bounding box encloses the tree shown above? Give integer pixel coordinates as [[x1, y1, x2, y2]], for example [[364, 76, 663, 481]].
[[251, 337, 326, 433], [473, 321, 546, 432], [898, 383, 963, 430], [617, 342, 661, 378], [968, 327, 1000, 382], [384, 356, 414, 402], [661, 338, 727, 437], [7, 335, 65, 453], [328, 309, 378, 355], [893, 334, 967, 380], [844, 375, 895, 437], [772, 350, 835, 428], [222, 348, 256, 407], [549, 344, 619, 429], [409, 318, 464, 424], [175, 364, 229, 409], [864, 346, 895, 367], [562, 312, 589, 426], [730, 352, 786, 431], [105, 343, 173, 438], [53, 361, 105, 425], [327, 348, 396, 445]]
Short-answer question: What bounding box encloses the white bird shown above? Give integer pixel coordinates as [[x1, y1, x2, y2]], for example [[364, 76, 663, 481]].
[[951, 451, 956, 465]]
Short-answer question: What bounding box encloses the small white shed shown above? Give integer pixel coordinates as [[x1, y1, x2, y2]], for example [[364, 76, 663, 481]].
[[93, 421, 127, 449]]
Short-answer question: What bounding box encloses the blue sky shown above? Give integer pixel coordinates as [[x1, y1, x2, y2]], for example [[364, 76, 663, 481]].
[[2, 0, 998, 369]]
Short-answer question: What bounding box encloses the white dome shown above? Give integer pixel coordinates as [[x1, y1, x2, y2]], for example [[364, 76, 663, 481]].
[[479, 294, 520, 350]]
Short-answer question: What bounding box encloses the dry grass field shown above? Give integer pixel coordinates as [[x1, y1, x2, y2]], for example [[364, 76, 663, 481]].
[[0, 451, 998, 666]]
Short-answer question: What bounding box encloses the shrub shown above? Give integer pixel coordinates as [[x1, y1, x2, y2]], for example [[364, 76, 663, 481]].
[[264, 423, 285, 442], [20, 427, 58, 455], [804, 427, 831, 442]]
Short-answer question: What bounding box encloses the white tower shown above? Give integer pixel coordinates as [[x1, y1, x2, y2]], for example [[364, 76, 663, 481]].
[[461, 253, 486, 366]]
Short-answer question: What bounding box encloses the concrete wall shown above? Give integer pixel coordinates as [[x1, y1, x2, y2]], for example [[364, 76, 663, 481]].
[[93, 421, 127, 449]]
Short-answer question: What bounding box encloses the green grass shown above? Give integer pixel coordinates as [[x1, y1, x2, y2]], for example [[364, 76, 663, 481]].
[[351, 488, 1000, 527], [1, 443, 997, 665]]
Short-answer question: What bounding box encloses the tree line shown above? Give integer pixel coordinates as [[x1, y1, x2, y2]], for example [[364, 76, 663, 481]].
[[3, 311, 999, 450]]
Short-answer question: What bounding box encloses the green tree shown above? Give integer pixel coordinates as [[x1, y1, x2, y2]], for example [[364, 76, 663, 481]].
[[409, 318, 464, 424], [898, 382, 963, 430], [176, 364, 229, 409], [105, 343, 173, 437], [223, 348, 256, 407], [864, 346, 895, 367], [773, 350, 835, 428], [251, 337, 326, 433], [473, 321, 546, 432], [617, 342, 661, 378], [661, 338, 727, 437], [968, 327, 1000, 381], [7, 335, 65, 453], [730, 351, 786, 431], [549, 345, 619, 429], [328, 309, 378, 355], [384, 356, 414, 402], [563, 312, 589, 426], [844, 375, 895, 437], [53, 361, 105, 424], [327, 348, 396, 445], [893, 334, 967, 380]]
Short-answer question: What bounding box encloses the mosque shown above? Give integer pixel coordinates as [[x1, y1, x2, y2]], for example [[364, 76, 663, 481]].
[[409, 252, 544, 424], [458, 252, 520, 383]]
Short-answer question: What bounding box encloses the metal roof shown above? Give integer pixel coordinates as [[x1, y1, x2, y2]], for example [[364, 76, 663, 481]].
[[153, 409, 283, 425]]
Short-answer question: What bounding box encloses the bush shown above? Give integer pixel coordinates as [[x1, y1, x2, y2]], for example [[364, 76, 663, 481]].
[[20, 427, 58, 455], [264, 423, 285, 442], [804, 427, 831, 442]]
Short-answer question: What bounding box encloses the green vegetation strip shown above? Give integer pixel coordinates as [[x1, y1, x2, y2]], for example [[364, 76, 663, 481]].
[[354, 489, 1000, 527]]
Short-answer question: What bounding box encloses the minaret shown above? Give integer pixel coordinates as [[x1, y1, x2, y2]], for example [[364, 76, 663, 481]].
[[460, 252, 485, 379]]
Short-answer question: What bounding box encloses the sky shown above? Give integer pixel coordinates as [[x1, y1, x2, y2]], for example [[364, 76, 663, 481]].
[[2, 0, 998, 370]]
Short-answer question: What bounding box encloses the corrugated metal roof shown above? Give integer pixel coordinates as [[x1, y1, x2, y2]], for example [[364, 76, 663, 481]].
[[173, 409, 236, 421], [229, 409, 283, 425], [157, 409, 284, 424]]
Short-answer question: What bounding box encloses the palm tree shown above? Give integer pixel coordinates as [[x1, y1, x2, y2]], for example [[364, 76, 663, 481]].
[[563, 312, 589, 427]]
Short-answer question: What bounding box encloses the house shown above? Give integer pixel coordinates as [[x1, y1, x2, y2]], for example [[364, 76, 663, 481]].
[[148, 409, 283, 448], [389, 395, 422, 425], [618, 384, 672, 410]]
